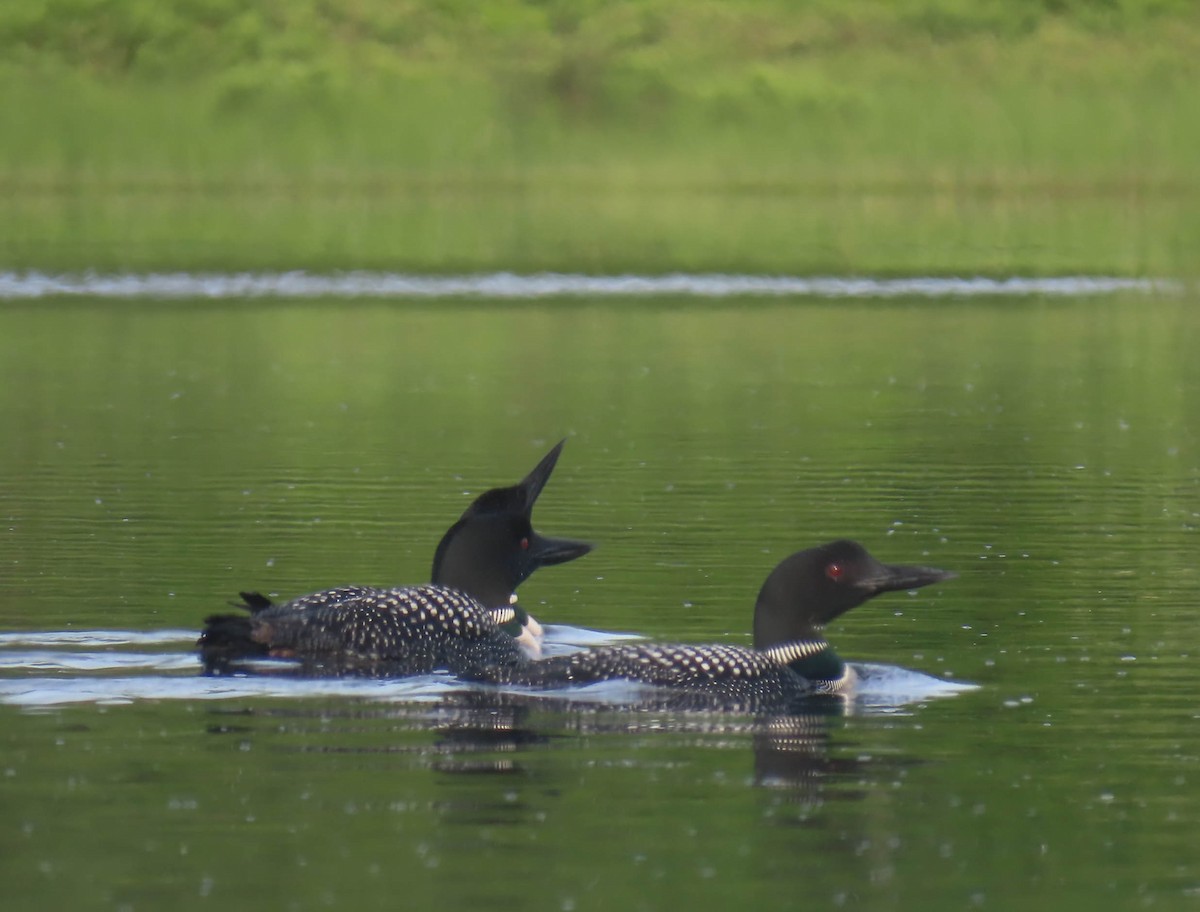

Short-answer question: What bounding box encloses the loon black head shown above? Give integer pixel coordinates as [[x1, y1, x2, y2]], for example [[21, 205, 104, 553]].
[[430, 440, 592, 607], [753, 539, 955, 653]]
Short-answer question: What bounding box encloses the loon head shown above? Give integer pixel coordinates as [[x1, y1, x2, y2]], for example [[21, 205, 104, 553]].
[[753, 539, 955, 654], [431, 440, 592, 608]]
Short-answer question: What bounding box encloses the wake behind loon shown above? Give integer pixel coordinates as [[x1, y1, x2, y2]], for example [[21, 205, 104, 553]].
[[472, 540, 954, 710], [198, 441, 591, 676]]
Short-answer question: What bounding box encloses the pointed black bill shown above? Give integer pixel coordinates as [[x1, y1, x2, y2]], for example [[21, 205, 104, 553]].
[[515, 443, 592, 576], [517, 439, 565, 515], [527, 530, 593, 568], [462, 440, 567, 519], [857, 562, 956, 596]]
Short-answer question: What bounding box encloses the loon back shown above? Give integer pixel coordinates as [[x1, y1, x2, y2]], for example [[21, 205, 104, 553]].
[[245, 585, 525, 674], [475, 540, 954, 709], [198, 440, 592, 674]]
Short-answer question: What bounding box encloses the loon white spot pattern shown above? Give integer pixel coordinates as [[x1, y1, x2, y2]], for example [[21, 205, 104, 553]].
[[486, 641, 830, 704], [460, 539, 954, 709], [199, 438, 591, 678], [248, 584, 524, 675]]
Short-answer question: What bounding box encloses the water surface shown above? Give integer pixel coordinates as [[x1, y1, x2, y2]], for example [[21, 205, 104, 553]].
[[1, 293, 1198, 910]]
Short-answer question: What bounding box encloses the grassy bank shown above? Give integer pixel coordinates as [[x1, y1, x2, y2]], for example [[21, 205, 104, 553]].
[[2, 0, 1198, 275]]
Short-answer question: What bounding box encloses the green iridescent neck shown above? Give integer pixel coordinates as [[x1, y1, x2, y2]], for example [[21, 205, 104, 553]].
[[764, 639, 845, 683], [492, 603, 528, 636]]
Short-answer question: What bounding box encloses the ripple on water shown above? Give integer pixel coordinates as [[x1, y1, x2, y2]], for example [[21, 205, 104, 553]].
[[0, 627, 975, 709], [0, 271, 1178, 300]]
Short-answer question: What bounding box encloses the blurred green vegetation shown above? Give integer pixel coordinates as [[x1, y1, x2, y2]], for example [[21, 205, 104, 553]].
[[1, 0, 1198, 274]]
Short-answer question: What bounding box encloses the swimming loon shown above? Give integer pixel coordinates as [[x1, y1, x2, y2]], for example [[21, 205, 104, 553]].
[[474, 540, 953, 709], [198, 441, 591, 675]]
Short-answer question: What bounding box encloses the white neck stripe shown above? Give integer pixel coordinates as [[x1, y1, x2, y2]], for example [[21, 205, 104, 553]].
[[763, 639, 829, 665], [491, 607, 516, 625]]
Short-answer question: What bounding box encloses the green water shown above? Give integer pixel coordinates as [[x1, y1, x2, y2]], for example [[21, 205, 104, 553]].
[[2, 296, 1199, 910]]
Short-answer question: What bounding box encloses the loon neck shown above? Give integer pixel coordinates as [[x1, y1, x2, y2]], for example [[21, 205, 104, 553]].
[[763, 638, 845, 683], [489, 596, 526, 635]]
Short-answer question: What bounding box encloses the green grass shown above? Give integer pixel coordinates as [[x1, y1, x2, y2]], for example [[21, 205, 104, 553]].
[[2, 0, 1198, 275]]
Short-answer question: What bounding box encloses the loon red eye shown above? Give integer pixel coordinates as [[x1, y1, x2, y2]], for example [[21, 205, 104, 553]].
[[826, 562, 844, 581], [520, 537, 530, 550]]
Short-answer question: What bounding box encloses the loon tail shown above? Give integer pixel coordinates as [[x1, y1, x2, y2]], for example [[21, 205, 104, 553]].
[[236, 591, 275, 613], [197, 592, 276, 671]]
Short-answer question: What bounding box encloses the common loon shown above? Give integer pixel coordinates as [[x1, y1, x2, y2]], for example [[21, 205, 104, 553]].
[[198, 441, 591, 675], [474, 540, 954, 709]]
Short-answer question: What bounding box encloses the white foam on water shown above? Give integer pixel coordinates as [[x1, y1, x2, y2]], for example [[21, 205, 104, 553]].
[[0, 628, 975, 710], [540, 624, 643, 656], [0, 672, 467, 707], [0, 650, 200, 672], [0, 629, 199, 647], [851, 662, 980, 707], [0, 270, 1178, 300]]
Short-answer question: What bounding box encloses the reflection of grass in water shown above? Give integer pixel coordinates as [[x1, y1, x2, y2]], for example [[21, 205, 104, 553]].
[[6, 185, 1195, 277], [1, 1, 1198, 274]]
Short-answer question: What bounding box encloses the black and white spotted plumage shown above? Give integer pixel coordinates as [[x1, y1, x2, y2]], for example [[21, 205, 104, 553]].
[[479, 640, 839, 708], [233, 585, 526, 676], [473, 540, 954, 710], [197, 440, 591, 676]]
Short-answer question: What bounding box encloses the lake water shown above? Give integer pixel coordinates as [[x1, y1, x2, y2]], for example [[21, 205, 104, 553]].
[[1, 287, 1198, 910]]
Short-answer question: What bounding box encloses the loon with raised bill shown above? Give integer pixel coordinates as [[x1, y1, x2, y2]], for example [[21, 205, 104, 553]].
[[198, 441, 591, 676], [476, 540, 954, 709]]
